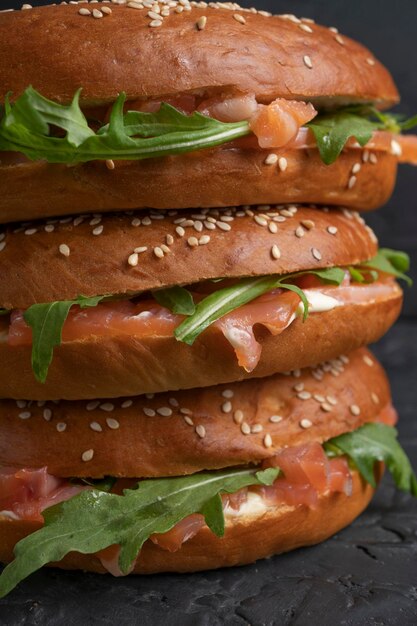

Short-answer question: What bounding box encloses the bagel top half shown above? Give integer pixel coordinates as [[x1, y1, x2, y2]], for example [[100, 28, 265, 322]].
[[0, 3, 398, 108]]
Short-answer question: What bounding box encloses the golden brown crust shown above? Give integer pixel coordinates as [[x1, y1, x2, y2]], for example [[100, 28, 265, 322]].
[[0, 290, 402, 400], [0, 148, 398, 223], [0, 471, 376, 574], [0, 349, 391, 478], [0, 5, 398, 107], [0, 206, 378, 309]]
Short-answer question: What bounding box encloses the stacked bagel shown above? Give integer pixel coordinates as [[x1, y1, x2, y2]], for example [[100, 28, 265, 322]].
[[0, 2, 415, 593]]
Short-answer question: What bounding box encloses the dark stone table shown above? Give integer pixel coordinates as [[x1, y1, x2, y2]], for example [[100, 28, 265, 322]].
[[0, 321, 416, 626]]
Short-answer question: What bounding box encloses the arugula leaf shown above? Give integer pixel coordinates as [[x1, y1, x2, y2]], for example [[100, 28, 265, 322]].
[[325, 423, 417, 494], [0, 309, 9, 316], [174, 268, 345, 345], [364, 248, 412, 286], [153, 286, 195, 315], [23, 295, 107, 384], [0, 467, 278, 598], [0, 87, 250, 163]]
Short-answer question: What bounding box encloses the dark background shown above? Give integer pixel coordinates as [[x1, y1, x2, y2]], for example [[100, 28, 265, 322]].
[[1, 1, 416, 625]]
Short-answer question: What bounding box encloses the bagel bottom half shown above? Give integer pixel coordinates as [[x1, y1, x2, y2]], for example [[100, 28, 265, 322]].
[[0, 470, 376, 575]]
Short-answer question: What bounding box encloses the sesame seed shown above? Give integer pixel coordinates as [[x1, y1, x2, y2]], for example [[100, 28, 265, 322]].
[[18, 411, 31, 420], [24, 228, 37, 236], [183, 416, 194, 426], [160, 244, 170, 254], [216, 221, 231, 231], [254, 215, 268, 227], [299, 23, 313, 33], [278, 157, 288, 171], [300, 419, 313, 429], [0, 242, 6, 252], [187, 236, 199, 247], [21, 3, 32, 8], [154, 246, 165, 258], [90, 422, 103, 432], [369, 153, 378, 164], [326, 395, 338, 406], [131, 218, 141, 227], [363, 355, 374, 367], [321, 403, 332, 412], [301, 219, 315, 230], [294, 382, 304, 392], [92, 225, 104, 236], [352, 163, 361, 174], [271, 245, 281, 260], [149, 19, 163, 27], [233, 410, 244, 424], [251, 424, 263, 433], [99, 403, 115, 412], [241, 422, 251, 435], [371, 393, 380, 404], [121, 399, 133, 408], [134, 246, 148, 254], [56, 422, 67, 433], [176, 226, 185, 237], [106, 418, 120, 430], [233, 13, 246, 24], [157, 407, 172, 416], [79, 7, 91, 15], [102, 6, 112, 15], [143, 408, 156, 417], [86, 401, 100, 411], [128, 253, 139, 267], [313, 394, 325, 403], [366, 57, 376, 66], [197, 15, 207, 29], [222, 389, 234, 398], [127, 2, 144, 8], [348, 175, 357, 189], [59, 243, 71, 258], [81, 449, 94, 462], [43, 408, 52, 421], [147, 10, 161, 19], [297, 391, 312, 400], [93, 9, 103, 18], [350, 404, 361, 416], [265, 153, 278, 165], [196, 424, 206, 438], [362, 149, 370, 163], [199, 235, 211, 245], [269, 415, 283, 423], [335, 34, 345, 45], [303, 55, 313, 69], [166, 234, 174, 246], [180, 408, 192, 416], [222, 401, 232, 413], [391, 139, 402, 156], [327, 226, 338, 235], [295, 226, 305, 238], [263, 433, 273, 448], [311, 248, 322, 261]]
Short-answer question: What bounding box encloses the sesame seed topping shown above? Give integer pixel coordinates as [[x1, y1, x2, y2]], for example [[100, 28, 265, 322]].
[[320, 403, 333, 412], [335, 34, 345, 45], [348, 175, 357, 189], [154, 246, 165, 258], [311, 247, 322, 261], [166, 234, 174, 246], [18, 411, 31, 420], [350, 404, 361, 416], [149, 19, 163, 27], [183, 416, 194, 426], [16, 400, 26, 408], [127, 2, 144, 9], [233, 13, 246, 24], [43, 408, 52, 421], [369, 153, 378, 164], [326, 395, 338, 406], [81, 449, 94, 462], [303, 55, 313, 69], [297, 391, 312, 400], [100, 403, 114, 412], [216, 221, 231, 232], [93, 9, 104, 18], [176, 226, 185, 237], [263, 433, 273, 448], [251, 424, 263, 433], [134, 246, 148, 254], [0, 242, 6, 252], [102, 7, 112, 15], [128, 253, 139, 267], [199, 235, 211, 245], [106, 418, 120, 430], [300, 419, 313, 429], [241, 422, 251, 435], [299, 23, 313, 33], [314, 394, 326, 403], [196, 424, 206, 438], [265, 153, 278, 165], [327, 226, 338, 235], [371, 393, 380, 404], [56, 422, 67, 433], [390, 139, 402, 156], [301, 219, 315, 230], [295, 226, 305, 238], [271, 245, 281, 260], [233, 410, 244, 424], [92, 225, 104, 236], [24, 228, 37, 236], [278, 157, 288, 171], [121, 400, 133, 408], [58, 243, 71, 258], [222, 389, 234, 398], [86, 401, 100, 411], [363, 355, 374, 367], [180, 408, 192, 416], [254, 215, 268, 227], [188, 236, 199, 247], [90, 422, 103, 432], [157, 407, 173, 416], [352, 163, 361, 174], [79, 7, 91, 15], [294, 382, 304, 392], [222, 401, 232, 413], [269, 415, 283, 423], [367, 57, 376, 66], [267, 222, 278, 234], [143, 408, 156, 417], [197, 15, 207, 29]]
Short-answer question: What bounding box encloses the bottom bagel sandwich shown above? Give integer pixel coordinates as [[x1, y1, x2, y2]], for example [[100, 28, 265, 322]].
[[0, 349, 415, 597]]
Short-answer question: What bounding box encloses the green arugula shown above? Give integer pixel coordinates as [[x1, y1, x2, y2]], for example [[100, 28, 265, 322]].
[[153, 286, 196, 316], [1, 87, 416, 166], [174, 267, 346, 345], [23, 295, 107, 384], [364, 248, 412, 286], [307, 106, 417, 164], [0, 467, 278, 598], [325, 423, 417, 493], [0, 87, 250, 163]]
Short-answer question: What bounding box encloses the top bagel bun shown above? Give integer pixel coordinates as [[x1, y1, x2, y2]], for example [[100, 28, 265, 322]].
[[0, 4, 398, 108]]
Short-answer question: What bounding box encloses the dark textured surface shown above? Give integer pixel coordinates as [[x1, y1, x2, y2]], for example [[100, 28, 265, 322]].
[[1, 0, 417, 624]]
